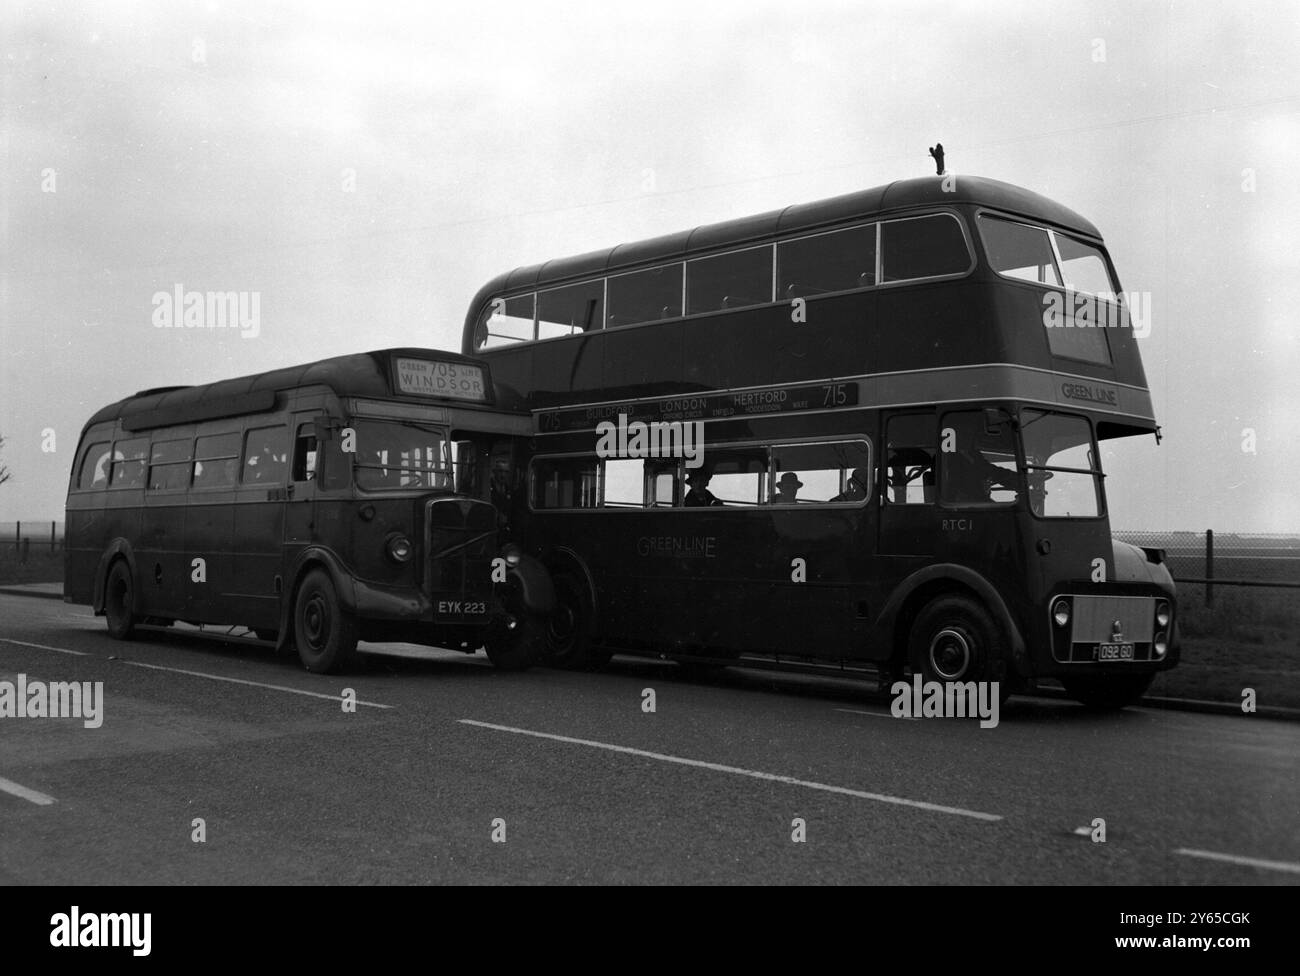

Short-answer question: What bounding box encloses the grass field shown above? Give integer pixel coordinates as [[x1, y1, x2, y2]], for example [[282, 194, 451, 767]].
[[2, 550, 1295, 709]]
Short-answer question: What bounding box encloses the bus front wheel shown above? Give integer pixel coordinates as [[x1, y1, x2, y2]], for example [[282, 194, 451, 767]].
[[104, 560, 136, 640], [292, 569, 358, 674], [1062, 673, 1154, 711], [909, 595, 1007, 697], [484, 613, 543, 672]]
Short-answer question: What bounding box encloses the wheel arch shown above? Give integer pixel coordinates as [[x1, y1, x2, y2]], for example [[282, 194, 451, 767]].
[[874, 564, 1027, 675], [92, 539, 137, 615]]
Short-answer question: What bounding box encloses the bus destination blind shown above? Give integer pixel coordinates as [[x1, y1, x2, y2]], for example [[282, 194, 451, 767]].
[[394, 357, 489, 402], [538, 381, 859, 432]]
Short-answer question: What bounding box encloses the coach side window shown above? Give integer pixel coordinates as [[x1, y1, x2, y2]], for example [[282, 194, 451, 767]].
[[192, 433, 240, 489], [601, 458, 643, 508], [243, 426, 289, 485], [77, 441, 112, 490], [885, 415, 936, 504], [109, 438, 148, 489], [770, 441, 872, 505], [532, 457, 598, 509], [688, 450, 767, 506], [148, 438, 193, 491]]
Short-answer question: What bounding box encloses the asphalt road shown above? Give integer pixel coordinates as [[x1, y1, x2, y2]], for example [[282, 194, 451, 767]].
[[0, 592, 1296, 885]]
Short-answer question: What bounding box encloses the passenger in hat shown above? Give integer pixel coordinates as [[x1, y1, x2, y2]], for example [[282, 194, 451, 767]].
[[774, 471, 803, 504], [685, 469, 722, 507]]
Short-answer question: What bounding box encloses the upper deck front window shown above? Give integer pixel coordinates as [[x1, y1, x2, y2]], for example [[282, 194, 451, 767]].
[[978, 214, 1119, 365]]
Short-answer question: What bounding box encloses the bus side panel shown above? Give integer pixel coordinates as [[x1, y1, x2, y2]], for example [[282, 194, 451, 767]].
[[103, 484, 144, 595], [186, 486, 235, 624], [140, 491, 188, 619]]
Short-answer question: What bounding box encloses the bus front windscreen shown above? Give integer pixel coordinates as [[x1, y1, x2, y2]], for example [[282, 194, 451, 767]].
[[353, 419, 458, 492], [1020, 410, 1104, 518]]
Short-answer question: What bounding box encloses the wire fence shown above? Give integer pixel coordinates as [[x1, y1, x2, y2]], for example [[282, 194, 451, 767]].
[[0, 521, 65, 556], [1113, 529, 1300, 605]]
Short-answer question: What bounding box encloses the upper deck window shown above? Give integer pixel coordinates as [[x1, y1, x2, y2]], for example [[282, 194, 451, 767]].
[[686, 246, 773, 314], [880, 213, 971, 283], [607, 263, 683, 328], [537, 280, 604, 340], [1054, 234, 1115, 297], [777, 224, 876, 299], [479, 294, 534, 349], [978, 215, 1062, 285], [978, 214, 1118, 297]]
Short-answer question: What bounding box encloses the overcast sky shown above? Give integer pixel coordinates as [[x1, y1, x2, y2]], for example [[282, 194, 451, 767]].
[[1, 0, 1297, 532]]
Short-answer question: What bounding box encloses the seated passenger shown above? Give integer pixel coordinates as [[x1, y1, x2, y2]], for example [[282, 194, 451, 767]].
[[684, 470, 722, 507], [832, 466, 871, 502], [774, 472, 802, 504]]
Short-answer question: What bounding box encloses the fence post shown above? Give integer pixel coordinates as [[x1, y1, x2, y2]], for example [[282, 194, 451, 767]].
[[1205, 529, 1214, 608], [51, 520, 56, 552]]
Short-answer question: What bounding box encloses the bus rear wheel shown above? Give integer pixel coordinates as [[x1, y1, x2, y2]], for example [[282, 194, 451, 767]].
[[292, 569, 358, 674], [545, 573, 610, 670], [909, 595, 1006, 698], [1062, 673, 1154, 711], [104, 560, 136, 640]]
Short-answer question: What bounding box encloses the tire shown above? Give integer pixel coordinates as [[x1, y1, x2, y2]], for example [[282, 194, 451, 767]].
[[908, 595, 1010, 702], [104, 560, 136, 640], [544, 573, 610, 670], [292, 569, 358, 674], [484, 612, 543, 671], [1062, 673, 1154, 711]]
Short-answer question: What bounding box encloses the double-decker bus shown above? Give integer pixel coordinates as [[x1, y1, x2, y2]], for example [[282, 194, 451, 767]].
[[65, 348, 553, 673], [461, 175, 1177, 709]]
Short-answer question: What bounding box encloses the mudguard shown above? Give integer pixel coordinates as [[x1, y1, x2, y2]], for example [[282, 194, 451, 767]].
[[92, 539, 137, 614], [509, 553, 556, 615], [870, 563, 1028, 674]]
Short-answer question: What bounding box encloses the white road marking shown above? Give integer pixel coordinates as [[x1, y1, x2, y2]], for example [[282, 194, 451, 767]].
[[1175, 847, 1300, 875], [0, 775, 55, 806], [459, 718, 1002, 821], [1, 635, 393, 708], [835, 707, 918, 721], [0, 637, 90, 657], [117, 659, 394, 709]]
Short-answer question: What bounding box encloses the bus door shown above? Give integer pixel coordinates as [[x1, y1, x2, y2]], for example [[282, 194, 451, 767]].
[[934, 407, 1027, 588], [878, 412, 938, 562], [231, 422, 291, 629], [1018, 409, 1114, 600], [284, 415, 323, 554]]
